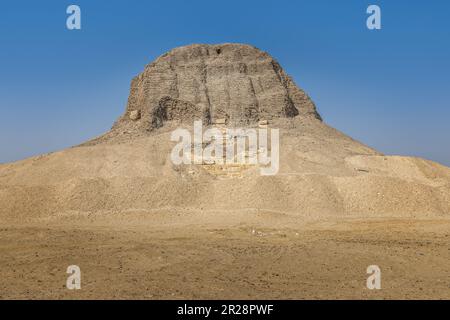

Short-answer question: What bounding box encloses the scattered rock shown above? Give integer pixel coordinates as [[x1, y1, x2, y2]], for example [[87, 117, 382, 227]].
[[129, 110, 141, 121]]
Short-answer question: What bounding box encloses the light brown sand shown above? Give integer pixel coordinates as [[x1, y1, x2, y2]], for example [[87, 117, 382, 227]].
[[1, 214, 449, 299]]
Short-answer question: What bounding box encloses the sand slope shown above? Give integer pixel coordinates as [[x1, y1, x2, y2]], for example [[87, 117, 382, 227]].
[[1, 117, 449, 224]]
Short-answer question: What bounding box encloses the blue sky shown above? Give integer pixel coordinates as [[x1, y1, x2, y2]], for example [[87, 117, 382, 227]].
[[1, 0, 449, 166]]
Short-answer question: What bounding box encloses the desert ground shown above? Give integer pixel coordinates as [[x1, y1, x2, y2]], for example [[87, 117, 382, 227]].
[[1, 212, 449, 299]]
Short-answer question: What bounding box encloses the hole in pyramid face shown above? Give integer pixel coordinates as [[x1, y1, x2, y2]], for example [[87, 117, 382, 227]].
[[216, 48, 221, 55]]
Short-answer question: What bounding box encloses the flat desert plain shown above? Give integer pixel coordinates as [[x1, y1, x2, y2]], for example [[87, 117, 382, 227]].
[[1, 212, 449, 299]]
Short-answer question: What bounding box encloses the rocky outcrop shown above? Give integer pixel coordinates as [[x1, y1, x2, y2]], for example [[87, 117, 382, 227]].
[[112, 43, 321, 134]]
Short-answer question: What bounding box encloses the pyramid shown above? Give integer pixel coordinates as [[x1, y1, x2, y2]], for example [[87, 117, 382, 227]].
[[1, 43, 449, 222]]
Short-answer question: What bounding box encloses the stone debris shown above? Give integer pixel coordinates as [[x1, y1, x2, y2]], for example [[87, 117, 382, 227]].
[[129, 110, 141, 121]]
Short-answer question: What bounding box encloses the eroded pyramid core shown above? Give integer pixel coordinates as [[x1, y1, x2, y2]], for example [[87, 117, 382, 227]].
[[111, 43, 321, 135]]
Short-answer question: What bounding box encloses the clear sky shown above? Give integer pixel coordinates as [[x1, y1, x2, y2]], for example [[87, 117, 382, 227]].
[[1, 0, 449, 166]]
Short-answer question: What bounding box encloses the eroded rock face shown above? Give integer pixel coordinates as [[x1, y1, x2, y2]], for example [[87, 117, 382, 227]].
[[113, 43, 321, 133]]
